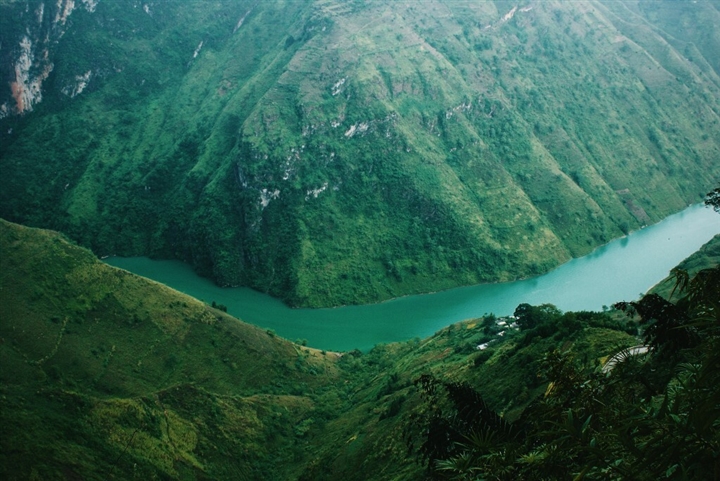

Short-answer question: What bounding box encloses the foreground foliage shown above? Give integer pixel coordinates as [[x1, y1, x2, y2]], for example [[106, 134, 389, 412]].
[[412, 193, 720, 480]]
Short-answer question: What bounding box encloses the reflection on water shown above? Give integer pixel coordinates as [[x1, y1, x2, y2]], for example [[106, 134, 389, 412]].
[[107, 204, 720, 351]]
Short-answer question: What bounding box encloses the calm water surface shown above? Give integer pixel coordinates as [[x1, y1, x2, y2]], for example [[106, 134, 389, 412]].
[[107, 204, 720, 351]]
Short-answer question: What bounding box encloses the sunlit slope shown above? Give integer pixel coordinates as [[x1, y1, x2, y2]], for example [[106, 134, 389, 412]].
[[1, 0, 719, 307], [0, 219, 340, 480]]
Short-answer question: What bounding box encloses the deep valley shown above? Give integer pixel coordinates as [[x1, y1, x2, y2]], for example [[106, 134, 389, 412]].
[[1, 0, 720, 479]]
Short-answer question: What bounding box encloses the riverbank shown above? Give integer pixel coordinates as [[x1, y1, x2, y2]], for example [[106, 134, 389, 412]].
[[106, 204, 720, 351]]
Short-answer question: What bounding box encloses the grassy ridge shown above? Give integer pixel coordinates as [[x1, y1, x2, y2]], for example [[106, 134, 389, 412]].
[[0, 219, 341, 479]]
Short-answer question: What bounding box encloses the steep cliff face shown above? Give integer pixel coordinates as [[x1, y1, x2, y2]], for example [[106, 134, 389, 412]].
[[1, 0, 719, 307], [0, 0, 98, 118]]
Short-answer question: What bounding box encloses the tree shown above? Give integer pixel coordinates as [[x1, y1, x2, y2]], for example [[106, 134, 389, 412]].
[[706, 186, 720, 212], [513, 303, 561, 330]]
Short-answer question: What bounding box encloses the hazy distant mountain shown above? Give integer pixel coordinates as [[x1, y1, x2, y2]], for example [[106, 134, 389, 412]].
[[2, 0, 719, 307]]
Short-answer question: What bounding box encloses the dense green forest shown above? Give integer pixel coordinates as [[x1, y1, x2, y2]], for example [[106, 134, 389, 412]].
[[2, 0, 719, 306], [0, 191, 718, 480]]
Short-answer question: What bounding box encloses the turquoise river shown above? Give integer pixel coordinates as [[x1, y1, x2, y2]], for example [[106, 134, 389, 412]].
[[107, 204, 720, 351]]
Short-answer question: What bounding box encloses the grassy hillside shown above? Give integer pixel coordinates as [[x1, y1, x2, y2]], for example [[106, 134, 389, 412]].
[[1, 219, 647, 480], [1, 0, 719, 307], [0, 218, 344, 479]]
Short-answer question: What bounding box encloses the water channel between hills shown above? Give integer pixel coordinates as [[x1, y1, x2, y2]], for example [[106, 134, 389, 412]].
[[106, 204, 720, 352]]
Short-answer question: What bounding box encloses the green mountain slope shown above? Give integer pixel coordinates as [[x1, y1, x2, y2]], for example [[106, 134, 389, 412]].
[[1, 0, 719, 307], [1, 218, 645, 480], [0, 219, 344, 479]]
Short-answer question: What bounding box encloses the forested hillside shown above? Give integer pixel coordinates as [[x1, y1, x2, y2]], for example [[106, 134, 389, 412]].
[[2, 0, 719, 306]]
